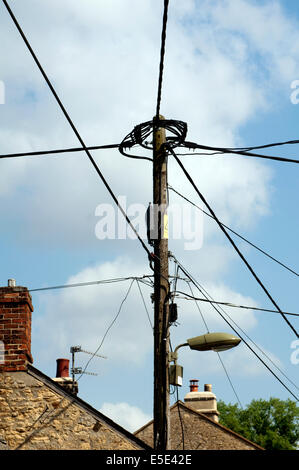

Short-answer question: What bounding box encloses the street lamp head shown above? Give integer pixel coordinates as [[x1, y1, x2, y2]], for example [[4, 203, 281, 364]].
[[187, 332, 241, 352], [169, 332, 241, 387]]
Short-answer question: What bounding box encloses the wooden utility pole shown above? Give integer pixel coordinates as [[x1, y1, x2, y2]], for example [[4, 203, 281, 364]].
[[152, 115, 170, 451]]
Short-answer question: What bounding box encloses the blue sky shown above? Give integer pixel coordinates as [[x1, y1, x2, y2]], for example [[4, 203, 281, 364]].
[[0, 0, 298, 431]]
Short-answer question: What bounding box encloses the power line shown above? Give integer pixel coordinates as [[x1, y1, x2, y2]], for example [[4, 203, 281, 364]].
[[186, 282, 210, 333], [178, 267, 299, 400], [0, 144, 120, 160], [170, 259, 180, 296], [183, 279, 243, 407], [4, 137, 297, 164], [176, 387, 185, 450], [174, 258, 299, 400], [169, 332, 186, 450], [136, 279, 153, 330], [28, 275, 153, 293], [192, 276, 299, 395], [2, 0, 152, 259], [175, 150, 224, 157], [223, 138, 299, 152], [182, 150, 299, 164], [155, 0, 170, 119], [168, 185, 299, 278], [174, 291, 299, 317], [181, 141, 299, 164], [183, 137, 299, 153], [169, 256, 244, 408], [216, 352, 243, 409], [178, 277, 299, 395], [168, 146, 299, 339], [171, 258, 244, 408], [78, 279, 136, 380]]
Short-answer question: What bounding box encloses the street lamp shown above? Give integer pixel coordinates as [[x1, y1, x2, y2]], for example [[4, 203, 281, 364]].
[[169, 332, 241, 386], [186, 332, 241, 352]]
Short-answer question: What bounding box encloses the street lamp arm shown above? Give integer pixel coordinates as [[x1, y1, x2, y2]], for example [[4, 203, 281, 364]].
[[174, 342, 189, 355], [169, 342, 188, 364]]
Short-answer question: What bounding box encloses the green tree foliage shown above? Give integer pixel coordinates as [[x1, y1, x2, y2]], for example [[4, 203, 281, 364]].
[[217, 398, 299, 450]]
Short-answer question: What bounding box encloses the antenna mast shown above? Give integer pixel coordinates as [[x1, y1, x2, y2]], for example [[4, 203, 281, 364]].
[[70, 346, 107, 392]]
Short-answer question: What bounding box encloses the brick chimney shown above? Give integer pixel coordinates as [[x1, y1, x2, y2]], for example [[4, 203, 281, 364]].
[[184, 379, 220, 423], [0, 280, 34, 372]]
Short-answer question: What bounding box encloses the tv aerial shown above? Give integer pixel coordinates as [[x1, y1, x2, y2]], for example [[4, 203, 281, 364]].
[[70, 345, 107, 385]]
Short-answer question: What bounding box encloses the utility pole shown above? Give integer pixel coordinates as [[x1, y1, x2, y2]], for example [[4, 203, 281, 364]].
[[152, 115, 170, 451]]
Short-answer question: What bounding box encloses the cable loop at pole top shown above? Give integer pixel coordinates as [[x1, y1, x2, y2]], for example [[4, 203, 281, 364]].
[[119, 119, 187, 161]]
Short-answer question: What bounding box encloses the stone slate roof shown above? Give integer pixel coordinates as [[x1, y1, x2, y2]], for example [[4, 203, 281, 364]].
[[0, 438, 9, 450], [26, 364, 152, 451], [135, 401, 264, 450]]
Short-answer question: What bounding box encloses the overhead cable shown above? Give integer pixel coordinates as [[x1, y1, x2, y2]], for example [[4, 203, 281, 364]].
[[2, 0, 152, 259], [136, 279, 154, 330], [188, 272, 299, 395], [155, 0, 170, 119], [181, 141, 299, 164], [28, 276, 153, 293], [0, 144, 120, 160], [170, 255, 244, 407], [176, 387, 185, 450], [177, 275, 299, 394], [224, 138, 299, 152], [216, 352, 243, 409], [78, 279, 136, 379], [174, 292, 299, 317], [168, 147, 299, 339], [174, 258, 299, 400], [168, 185, 299, 278], [184, 278, 243, 407], [186, 282, 210, 333]]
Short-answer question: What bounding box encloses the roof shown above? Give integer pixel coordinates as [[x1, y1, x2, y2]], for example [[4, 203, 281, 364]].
[[135, 400, 264, 450], [26, 364, 152, 451], [181, 401, 264, 449]]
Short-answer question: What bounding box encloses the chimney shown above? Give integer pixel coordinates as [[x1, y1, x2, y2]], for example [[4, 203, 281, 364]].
[[56, 358, 70, 378], [189, 379, 199, 392], [204, 383, 212, 392], [184, 379, 219, 423], [0, 280, 34, 372], [52, 358, 78, 395]]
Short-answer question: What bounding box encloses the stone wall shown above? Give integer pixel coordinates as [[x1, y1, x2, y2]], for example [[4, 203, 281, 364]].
[[0, 371, 142, 450], [135, 403, 261, 450]]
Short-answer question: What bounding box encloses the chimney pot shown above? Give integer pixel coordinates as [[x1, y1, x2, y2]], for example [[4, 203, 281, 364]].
[[53, 358, 78, 395], [204, 384, 212, 392], [184, 379, 219, 423], [8, 279, 16, 287], [189, 379, 199, 392], [56, 358, 70, 378]]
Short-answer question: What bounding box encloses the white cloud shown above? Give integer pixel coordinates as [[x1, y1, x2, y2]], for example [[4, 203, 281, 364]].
[[99, 402, 151, 433], [204, 0, 299, 84], [0, 0, 279, 253]]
